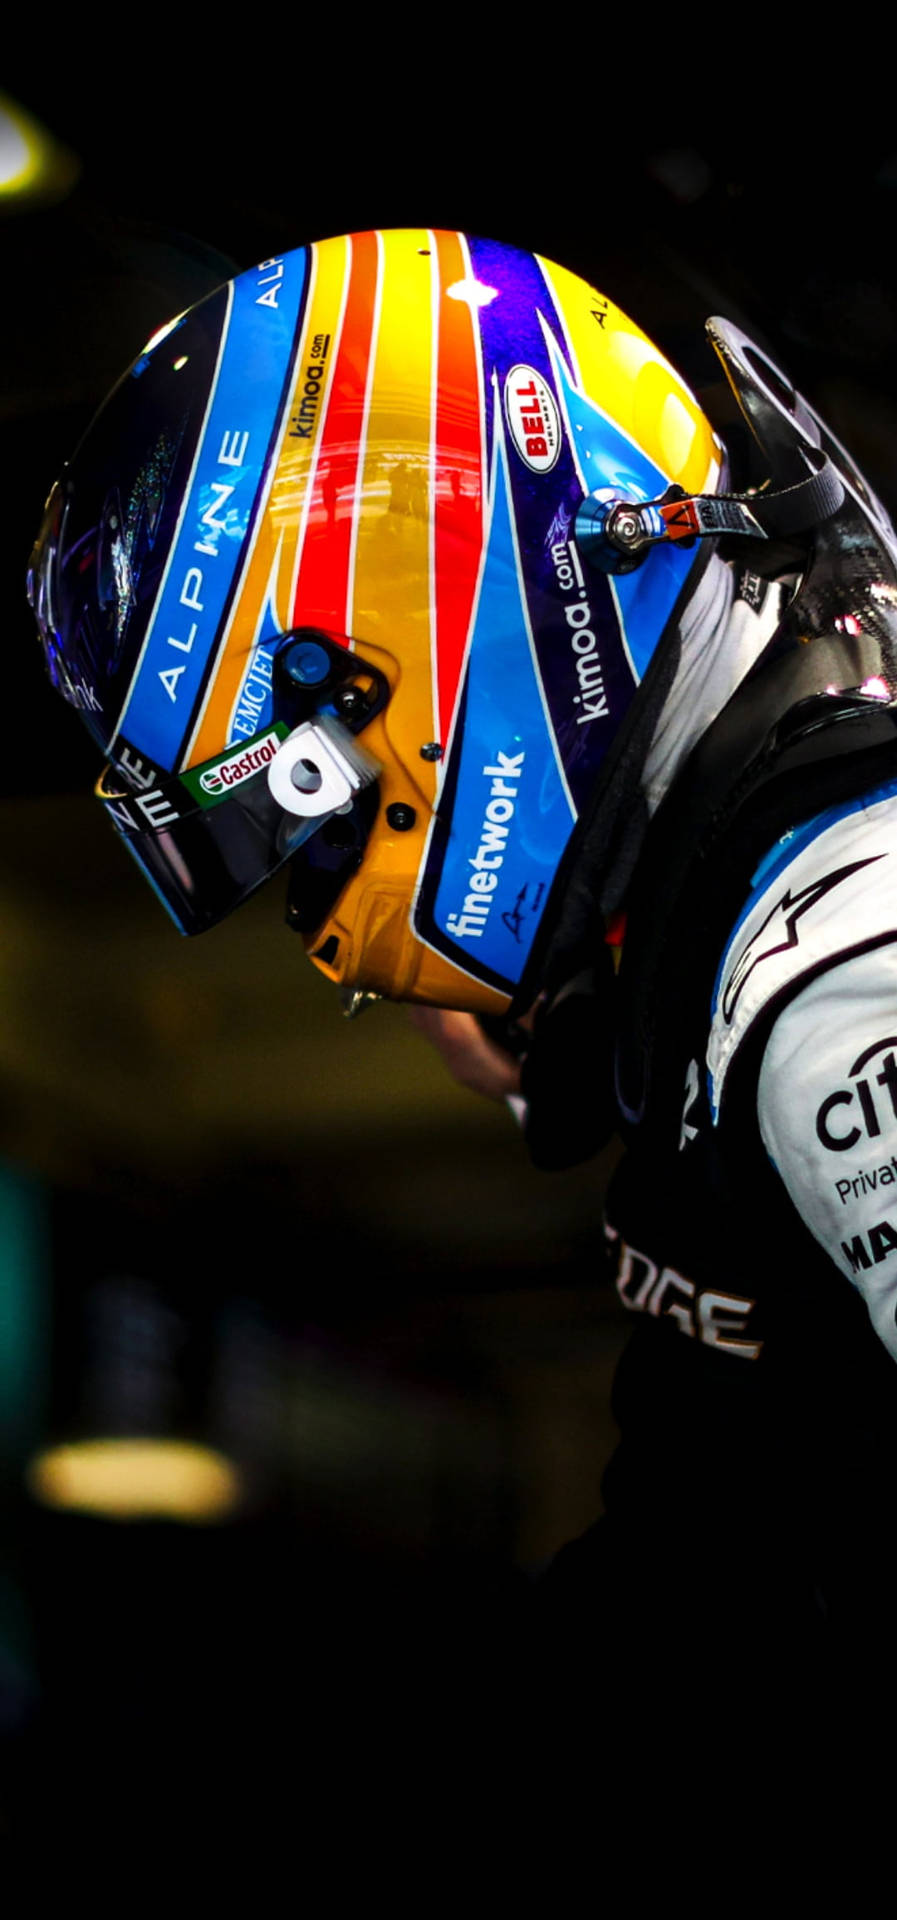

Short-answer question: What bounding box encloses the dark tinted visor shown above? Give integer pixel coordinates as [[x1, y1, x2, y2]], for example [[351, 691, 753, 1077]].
[[97, 742, 378, 936], [96, 625, 389, 934]]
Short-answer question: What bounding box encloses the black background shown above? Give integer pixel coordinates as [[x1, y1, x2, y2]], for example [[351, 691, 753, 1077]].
[[3, 55, 897, 1819]]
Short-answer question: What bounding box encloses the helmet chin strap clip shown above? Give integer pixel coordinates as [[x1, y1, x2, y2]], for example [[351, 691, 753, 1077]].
[[267, 713, 380, 818], [576, 442, 844, 575]]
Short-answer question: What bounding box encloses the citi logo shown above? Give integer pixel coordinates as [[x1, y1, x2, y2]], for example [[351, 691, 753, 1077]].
[[816, 1035, 897, 1151]]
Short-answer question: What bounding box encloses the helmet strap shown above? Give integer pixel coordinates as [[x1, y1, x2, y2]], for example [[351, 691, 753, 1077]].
[[575, 443, 844, 576]]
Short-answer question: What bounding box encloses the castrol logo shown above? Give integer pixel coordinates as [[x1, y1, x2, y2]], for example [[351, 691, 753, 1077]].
[[504, 365, 560, 473], [183, 726, 287, 809]]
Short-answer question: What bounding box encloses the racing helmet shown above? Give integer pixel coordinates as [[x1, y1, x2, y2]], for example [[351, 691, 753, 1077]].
[[33, 229, 887, 1016]]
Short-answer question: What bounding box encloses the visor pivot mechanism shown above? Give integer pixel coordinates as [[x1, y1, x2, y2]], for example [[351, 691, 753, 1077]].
[[267, 714, 380, 819]]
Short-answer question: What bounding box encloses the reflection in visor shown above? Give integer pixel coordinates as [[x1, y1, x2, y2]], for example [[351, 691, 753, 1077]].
[[28, 478, 70, 695]]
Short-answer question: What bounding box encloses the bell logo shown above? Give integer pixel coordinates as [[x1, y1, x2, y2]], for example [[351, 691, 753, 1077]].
[[816, 1036, 897, 1151], [504, 366, 560, 474]]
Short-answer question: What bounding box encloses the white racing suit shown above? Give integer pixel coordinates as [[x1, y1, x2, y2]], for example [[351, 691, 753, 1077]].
[[535, 572, 897, 1673]]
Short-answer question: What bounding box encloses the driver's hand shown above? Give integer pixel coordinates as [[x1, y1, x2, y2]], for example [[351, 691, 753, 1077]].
[[407, 1007, 523, 1102]]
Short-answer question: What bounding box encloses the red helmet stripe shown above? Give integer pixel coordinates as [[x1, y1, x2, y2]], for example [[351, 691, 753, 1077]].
[[431, 229, 486, 746], [289, 228, 382, 635], [345, 231, 438, 761]]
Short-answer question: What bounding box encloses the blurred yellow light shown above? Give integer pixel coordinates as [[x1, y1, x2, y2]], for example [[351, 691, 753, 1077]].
[[0, 93, 79, 204], [26, 1438, 242, 1522], [0, 104, 30, 190]]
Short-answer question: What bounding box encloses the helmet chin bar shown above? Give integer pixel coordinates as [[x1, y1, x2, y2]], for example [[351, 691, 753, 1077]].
[[267, 713, 380, 818]]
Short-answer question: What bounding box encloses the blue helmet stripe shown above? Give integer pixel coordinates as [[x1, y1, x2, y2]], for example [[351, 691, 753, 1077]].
[[111, 252, 309, 770], [428, 418, 576, 990], [548, 345, 701, 685]]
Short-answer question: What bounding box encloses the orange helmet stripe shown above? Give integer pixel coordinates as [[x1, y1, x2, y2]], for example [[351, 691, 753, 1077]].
[[183, 234, 353, 768], [348, 229, 439, 794], [183, 231, 493, 788], [289, 228, 382, 635]]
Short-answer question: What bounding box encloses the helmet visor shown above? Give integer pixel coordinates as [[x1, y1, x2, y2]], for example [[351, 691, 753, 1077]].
[[97, 714, 379, 936]]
